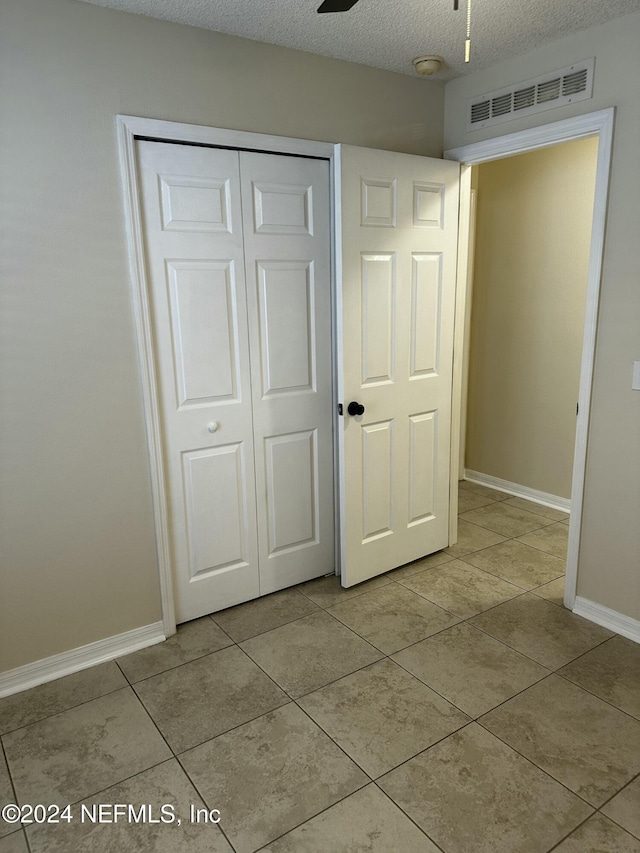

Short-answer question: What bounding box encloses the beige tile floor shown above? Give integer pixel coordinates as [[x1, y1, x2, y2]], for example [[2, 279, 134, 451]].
[[2, 481, 640, 852]]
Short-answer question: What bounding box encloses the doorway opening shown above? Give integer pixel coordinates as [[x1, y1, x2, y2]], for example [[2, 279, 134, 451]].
[[446, 108, 615, 612]]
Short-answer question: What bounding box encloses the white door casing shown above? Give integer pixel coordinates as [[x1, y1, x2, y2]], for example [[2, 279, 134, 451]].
[[336, 144, 461, 586], [136, 140, 333, 622]]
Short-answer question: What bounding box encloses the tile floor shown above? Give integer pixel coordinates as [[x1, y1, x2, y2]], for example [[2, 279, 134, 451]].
[[2, 481, 640, 852]]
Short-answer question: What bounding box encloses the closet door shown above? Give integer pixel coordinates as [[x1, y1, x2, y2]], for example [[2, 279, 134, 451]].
[[137, 141, 260, 622], [137, 141, 334, 622], [240, 152, 334, 594]]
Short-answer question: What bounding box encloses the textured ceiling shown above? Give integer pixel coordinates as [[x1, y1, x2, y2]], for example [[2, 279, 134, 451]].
[[79, 0, 640, 80]]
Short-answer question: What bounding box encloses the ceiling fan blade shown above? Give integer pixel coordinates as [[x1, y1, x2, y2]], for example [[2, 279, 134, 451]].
[[317, 0, 361, 12]]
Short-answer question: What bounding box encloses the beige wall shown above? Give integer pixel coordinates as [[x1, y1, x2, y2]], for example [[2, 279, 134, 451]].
[[446, 13, 640, 620], [0, 0, 445, 672], [466, 138, 598, 499]]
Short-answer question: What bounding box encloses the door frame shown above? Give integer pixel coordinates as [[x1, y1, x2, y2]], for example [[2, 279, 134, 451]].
[[117, 114, 467, 636], [445, 107, 615, 611]]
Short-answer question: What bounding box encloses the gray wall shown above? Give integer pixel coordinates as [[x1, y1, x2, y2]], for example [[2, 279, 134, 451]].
[[0, 0, 445, 672], [446, 12, 640, 621]]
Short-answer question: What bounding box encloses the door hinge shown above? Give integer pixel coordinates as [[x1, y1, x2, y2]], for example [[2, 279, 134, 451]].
[[576, 402, 579, 416], [337, 403, 344, 416]]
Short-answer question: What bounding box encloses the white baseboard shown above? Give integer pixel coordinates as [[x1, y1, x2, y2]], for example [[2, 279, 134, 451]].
[[463, 469, 571, 513], [0, 622, 166, 699], [573, 597, 640, 645]]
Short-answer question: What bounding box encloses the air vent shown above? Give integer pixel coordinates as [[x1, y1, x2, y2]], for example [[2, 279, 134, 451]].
[[470, 100, 490, 123], [491, 93, 512, 117], [467, 59, 594, 131], [563, 68, 588, 95], [537, 78, 561, 103], [514, 86, 535, 111]]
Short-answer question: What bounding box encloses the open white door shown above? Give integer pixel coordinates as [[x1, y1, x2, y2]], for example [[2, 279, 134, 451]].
[[337, 144, 461, 586]]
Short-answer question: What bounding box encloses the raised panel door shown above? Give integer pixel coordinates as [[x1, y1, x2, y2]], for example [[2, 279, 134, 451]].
[[240, 151, 335, 594], [338, 145, 460, 585], [138, 141, 334, 620], [137, 142, 260, 621]]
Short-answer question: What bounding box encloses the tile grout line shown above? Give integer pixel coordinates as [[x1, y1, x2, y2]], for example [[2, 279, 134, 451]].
[[465, 611, 609, 671], [471, 656, 640, 811], [129, 681, 182, 759], [388, 642, 550, 720], [0, 736, 18, 805], [370, 780, 449, 853], [213, 615, 481, 852], [248, 776, 448, 853], [472, 706, 600, 811], [592, 768, 640, 843], [456, 504, 568, 557], [554, 666, 640, 725], [207, 602, 321, 645], [0, 735, 26, 849], [170, 641, 375, 851], [18, 757, 185, 847], [123, 673, 252, 843], [597, 814, 640, 844], [595, 768, 640, 811], [288, 688, 470, 851], [277, 702, 374, 820], [459, 514, 559, 537], [367, 713, 601, 845], [118, 641, 235, 688], [0, 679, 135, 739], [395, 573, 528, 611], [545, 810, 599, 852], [139, 643, 291, 757], [174, 757, 237, 852], [175, 640, 377, 850]]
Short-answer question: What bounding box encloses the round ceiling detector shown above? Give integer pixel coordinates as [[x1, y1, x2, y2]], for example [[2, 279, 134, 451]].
[[412, 55, 443, 76]]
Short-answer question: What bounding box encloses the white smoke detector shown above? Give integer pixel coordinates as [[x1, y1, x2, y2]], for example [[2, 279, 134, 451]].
[[412, 55, 444, 76]]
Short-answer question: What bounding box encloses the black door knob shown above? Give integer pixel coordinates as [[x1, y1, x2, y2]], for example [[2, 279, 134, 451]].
[[347, 401, 365, 416]]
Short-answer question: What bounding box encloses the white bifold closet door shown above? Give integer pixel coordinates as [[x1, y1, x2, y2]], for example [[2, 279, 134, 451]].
[[137, 141, 334, 623]]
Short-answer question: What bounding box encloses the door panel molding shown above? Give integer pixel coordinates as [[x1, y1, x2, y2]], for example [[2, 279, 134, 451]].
[[166, 259, 241, 407], [445, 107, 615, 612]]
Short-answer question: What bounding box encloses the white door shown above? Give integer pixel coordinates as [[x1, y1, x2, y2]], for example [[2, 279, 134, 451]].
[[238, 152, 335, 595], [137, 141, 334, 622], [337, 144, 460, 586]]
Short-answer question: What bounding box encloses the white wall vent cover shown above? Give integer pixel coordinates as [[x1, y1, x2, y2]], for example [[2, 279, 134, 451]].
[[467, 59, 594, 132]]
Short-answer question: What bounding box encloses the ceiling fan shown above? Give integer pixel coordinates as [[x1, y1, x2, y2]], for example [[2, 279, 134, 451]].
[[317, 0, 359, 11], [316, 0, 470, 64], [317, 0, 460, 11]]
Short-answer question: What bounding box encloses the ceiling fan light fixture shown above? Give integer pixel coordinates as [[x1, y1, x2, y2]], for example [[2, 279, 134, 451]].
[[412, 55, 444, 76]]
